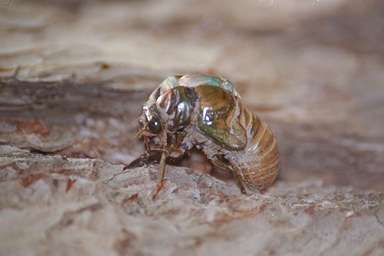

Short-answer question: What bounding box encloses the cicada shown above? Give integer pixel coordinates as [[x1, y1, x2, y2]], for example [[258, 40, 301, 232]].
[[134, 74, 279, 198]]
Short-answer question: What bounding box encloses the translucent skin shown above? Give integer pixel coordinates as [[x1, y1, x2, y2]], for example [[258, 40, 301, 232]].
[[138, 74, 279, 193]]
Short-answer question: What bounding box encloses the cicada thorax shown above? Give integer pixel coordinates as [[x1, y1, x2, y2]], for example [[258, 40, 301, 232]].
[[151, 73, 236, 132]]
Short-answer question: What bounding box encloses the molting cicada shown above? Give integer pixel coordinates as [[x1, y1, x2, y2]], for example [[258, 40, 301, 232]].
[[134, 74, 279, 198]]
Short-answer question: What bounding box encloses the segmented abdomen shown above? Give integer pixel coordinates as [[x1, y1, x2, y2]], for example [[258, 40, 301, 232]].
[[236, 103, 279, 192]]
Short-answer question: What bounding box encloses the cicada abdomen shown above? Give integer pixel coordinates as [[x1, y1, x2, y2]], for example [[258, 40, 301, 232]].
[[234, 102, 279, 192]]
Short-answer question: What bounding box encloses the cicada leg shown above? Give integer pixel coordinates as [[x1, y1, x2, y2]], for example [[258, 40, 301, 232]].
[[210, 155, 247, 194], [143, 136, 151, 152], [152, 130, 169, 200], [152, 150, 167, 200], [232, 168, 248, 195]]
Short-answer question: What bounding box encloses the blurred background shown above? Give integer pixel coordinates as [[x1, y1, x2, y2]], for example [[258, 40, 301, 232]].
[[1, 0, 383, 189], [0, 0, 383, 255]]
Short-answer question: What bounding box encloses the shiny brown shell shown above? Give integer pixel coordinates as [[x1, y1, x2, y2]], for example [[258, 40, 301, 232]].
[[137, 74, 280, 193]]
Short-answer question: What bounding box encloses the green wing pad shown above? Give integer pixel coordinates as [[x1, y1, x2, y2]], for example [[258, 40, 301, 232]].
[[179, 74, 236, 95], [195, 86, 247, 151], [158, 75, 182, 90]]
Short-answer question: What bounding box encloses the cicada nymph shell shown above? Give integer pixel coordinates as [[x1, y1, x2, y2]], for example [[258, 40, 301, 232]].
[[135, 74, 279, 196]]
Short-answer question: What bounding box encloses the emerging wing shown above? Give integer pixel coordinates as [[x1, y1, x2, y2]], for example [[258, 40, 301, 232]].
[[195, 86, 247, 150]]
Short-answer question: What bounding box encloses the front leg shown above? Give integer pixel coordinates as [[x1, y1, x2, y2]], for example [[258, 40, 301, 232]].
[[152, 151, 168, 199], [151, 130, 169, 199]]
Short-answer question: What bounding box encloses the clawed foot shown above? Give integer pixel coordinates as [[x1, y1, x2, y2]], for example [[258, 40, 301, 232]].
[[151, 180, 165, 200], [239, 184, 247, 194], [234, 173, 248, 195], [151, 151, 168, 200]]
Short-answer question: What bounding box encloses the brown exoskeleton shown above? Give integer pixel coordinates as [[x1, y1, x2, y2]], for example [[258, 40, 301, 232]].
[[133, 74, 279, 198]]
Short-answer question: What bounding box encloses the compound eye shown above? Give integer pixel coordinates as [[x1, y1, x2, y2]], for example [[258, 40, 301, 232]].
[[175, 102, 190, 128], [148, 116, 162, 133]]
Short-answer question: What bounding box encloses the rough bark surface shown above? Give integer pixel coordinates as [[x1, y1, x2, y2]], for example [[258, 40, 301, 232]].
[[0, 0, 383, 255]]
